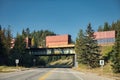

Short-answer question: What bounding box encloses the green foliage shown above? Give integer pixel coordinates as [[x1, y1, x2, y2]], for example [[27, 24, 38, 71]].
[[75, 23, 101, 68], [9, 34, 25, 65], [9, 34, 33, 67], [22, 28, 30, 38], [36, 56, 48, 66], [9, 28, 56, 67], [98, 26, 103, 32], [103, 22, 111, 31], [97, 20, 120, 31], [111, 27, 120, 73], [12, 34, 26, 55], [100, 46, 113, 62], [21, 28, 55, 48], [96, 20, 120, 72], [30, 30, 56, 48], [85, 23, 101, 68], [1, 20, 120, 68], [75, 29, 86, 63], [0, 26, 7, 65], [0, 26, 12, 65], [101, 46, 113, 56]]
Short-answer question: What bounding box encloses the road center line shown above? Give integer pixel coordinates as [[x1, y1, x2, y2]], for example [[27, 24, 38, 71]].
[[38, 68, 56, 80]]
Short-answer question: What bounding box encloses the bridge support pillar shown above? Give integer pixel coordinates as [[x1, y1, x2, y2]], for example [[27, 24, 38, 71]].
[[73, 54, 78, 67]]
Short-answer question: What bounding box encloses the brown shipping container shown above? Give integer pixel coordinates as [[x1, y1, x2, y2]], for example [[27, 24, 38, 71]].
[[94, 31, 115, 39], [46, 34, 70, 47]]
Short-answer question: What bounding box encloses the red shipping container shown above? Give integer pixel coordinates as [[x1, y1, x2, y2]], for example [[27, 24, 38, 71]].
[[46, 34, 71, 47], [94, 31, 115, 39]]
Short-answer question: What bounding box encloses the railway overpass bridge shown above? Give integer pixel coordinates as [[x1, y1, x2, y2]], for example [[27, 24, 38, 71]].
[[26, 46, 77, 67], [26, 34, 77, 67]]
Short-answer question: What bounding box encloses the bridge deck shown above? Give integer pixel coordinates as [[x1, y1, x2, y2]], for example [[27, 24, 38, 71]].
[[34, 53, 75, 56]]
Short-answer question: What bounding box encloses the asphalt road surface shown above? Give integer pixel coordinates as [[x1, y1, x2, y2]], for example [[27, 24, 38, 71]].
[[0, 68, 115, 80]]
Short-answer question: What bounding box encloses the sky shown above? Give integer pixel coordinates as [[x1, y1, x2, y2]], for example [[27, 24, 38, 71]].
[[0, 0, 120, 40]]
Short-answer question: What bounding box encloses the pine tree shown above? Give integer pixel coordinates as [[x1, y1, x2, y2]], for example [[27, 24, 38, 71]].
[[0, 26, 7, 65], [75, 24, 100, 68], [111, 27, 120, 73], [98, 26, 103, 31], [0, 26, 12, 65], [10, 34, 28, 66], [75, 29, 86, 63], [85, 23, 100, 68], [111, 22, 116, 30], [5, 26, 12, 53], [22, 29, 27, 38], [103, 22, 110, 31], [12, 34, 26, 55], [26, 28, 30, 37]]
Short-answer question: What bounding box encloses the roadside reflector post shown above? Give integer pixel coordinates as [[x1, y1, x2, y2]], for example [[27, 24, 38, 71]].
[[15, 59, 19, 67], [33, 59, 36, 66], [74, 54, 78, 68], [99, 60, 104, 75]]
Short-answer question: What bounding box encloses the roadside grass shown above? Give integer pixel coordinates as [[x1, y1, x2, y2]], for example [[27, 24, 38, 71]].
[[100, 45, 113, 55], [0, 66, 27, 72], [73, 63, 120, 79], [73, 45, 120, 79]]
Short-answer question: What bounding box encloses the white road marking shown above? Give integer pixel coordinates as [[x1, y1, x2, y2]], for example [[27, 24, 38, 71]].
[[67, 69, 84, 80]]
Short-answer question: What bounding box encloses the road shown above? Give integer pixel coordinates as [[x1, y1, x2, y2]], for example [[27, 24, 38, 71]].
[[0, 68, 115, 80]]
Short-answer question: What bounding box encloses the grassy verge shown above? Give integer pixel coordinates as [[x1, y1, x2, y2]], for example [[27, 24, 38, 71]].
[[100, 45, 113, 55], [73, 64, 120, 80], [0, 66, 28, 72]]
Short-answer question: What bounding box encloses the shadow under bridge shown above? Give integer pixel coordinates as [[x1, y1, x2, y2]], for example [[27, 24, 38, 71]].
[[26, 47, 77, 68]]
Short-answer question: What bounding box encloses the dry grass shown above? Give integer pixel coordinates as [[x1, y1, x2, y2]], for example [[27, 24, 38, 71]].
[[73, 64, 120, 80], [0, 66, 27, 72], [100, 45, 113, 56], [73, 45, 120, 79]]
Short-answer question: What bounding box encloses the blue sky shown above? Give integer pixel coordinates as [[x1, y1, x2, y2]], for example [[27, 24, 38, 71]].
[[0, 0, 120, 40]]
